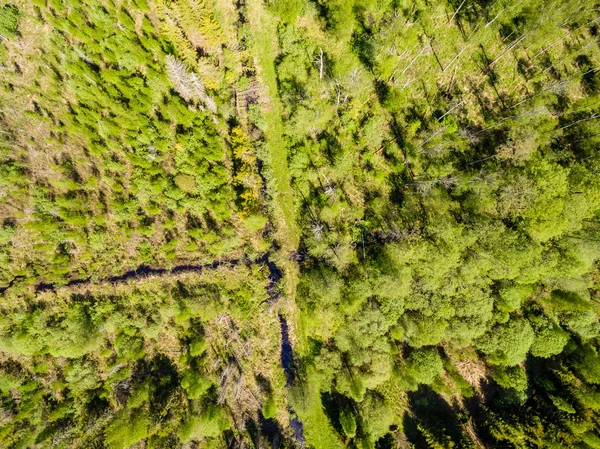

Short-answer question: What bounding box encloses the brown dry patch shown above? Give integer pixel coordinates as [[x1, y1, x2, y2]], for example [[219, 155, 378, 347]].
[[438, 370, 488, 449], [204, 314, 265, 427], [454, 358, 488, 394], [156, 328, 183, 360]]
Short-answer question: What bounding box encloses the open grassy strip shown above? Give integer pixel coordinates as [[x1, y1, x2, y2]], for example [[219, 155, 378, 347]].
[[243, 0, 303, 361], [246, 0, 300, 253]]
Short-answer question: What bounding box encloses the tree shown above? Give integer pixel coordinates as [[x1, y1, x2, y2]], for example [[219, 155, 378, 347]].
[[404, 347, 444, 387], [529, 314, 569, 358], [476, 318, 534, 366], [339, 409, 357, 438]]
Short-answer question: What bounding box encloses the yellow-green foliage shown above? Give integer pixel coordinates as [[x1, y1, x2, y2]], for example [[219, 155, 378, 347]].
[[0, 266, 281, 447], [170, 0, 224, 53], [178, 405, 230, 442], [2, 0, 600, 448]]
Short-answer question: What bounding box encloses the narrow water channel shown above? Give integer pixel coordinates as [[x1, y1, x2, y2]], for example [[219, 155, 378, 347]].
[[279, 313, 306, 447]]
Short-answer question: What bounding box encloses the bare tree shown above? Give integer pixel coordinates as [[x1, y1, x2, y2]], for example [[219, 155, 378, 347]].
[[311, 222, 324, 239], [321, 174, 336, 197], [315, 48, 325, 81], [166, 55, 217, 112]]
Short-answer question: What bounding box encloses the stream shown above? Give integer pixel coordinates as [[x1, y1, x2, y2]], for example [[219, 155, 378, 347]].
[[279, 313, 306, 447], [0, 252, 279, 295], [0, 229, 307, 445]]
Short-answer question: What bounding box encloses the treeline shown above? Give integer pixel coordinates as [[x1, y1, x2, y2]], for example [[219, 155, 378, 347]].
[[261, 0, 600, 447]]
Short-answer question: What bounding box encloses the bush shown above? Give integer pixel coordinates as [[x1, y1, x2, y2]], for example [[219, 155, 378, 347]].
[[115, 334, 146, 362], [405, 348, 444, 386], [105, 409, 150, 449], [180, 369, 212, 399], [178, 406, 230, 442], [339, 409, 356, 438], [189, 337, 206, 357], [262, 395, 277, 419], [174, 173, 197, 194], [0, 4, 19, 38]]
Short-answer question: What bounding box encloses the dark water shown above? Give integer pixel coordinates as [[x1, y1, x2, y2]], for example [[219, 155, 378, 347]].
[[25, 251, 286, 295], [36, 259, 242, 292], [278, 313, 306, 447], [4, 252, 276, 293], [290, 417, 305, 447], [279, 313, 294, 384]]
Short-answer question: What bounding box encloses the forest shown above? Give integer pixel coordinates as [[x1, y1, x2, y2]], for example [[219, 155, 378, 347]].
[[0, 0, 600, 447]]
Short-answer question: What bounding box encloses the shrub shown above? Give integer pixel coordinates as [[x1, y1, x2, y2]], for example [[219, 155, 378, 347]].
[[0, 4, 19, 38], [405, 348, 444, 386]]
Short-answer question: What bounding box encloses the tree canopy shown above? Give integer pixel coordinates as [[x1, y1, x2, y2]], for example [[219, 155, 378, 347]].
[[0, 0, 600, 448]]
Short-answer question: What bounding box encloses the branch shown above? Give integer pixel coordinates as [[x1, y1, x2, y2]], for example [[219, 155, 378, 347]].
[[448, 0, 466, 23]]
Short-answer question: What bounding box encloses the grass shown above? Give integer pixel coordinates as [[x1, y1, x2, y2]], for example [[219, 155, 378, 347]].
[[245, 0, 306, 402], [246, 0, 300, 253]]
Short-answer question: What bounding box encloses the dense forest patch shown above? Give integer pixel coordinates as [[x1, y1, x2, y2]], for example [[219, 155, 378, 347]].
[[0, 0, 600, 448]]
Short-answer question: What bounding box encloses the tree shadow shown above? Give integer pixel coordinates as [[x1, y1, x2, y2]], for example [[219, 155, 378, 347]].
[[321, 391, 355, 436], [245, 411, 292, 449], [404, 385, 472, 448]]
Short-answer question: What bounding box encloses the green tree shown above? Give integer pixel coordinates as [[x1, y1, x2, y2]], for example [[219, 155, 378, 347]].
[[404, 347, 444, 387], [476, 318, 534, 366]]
